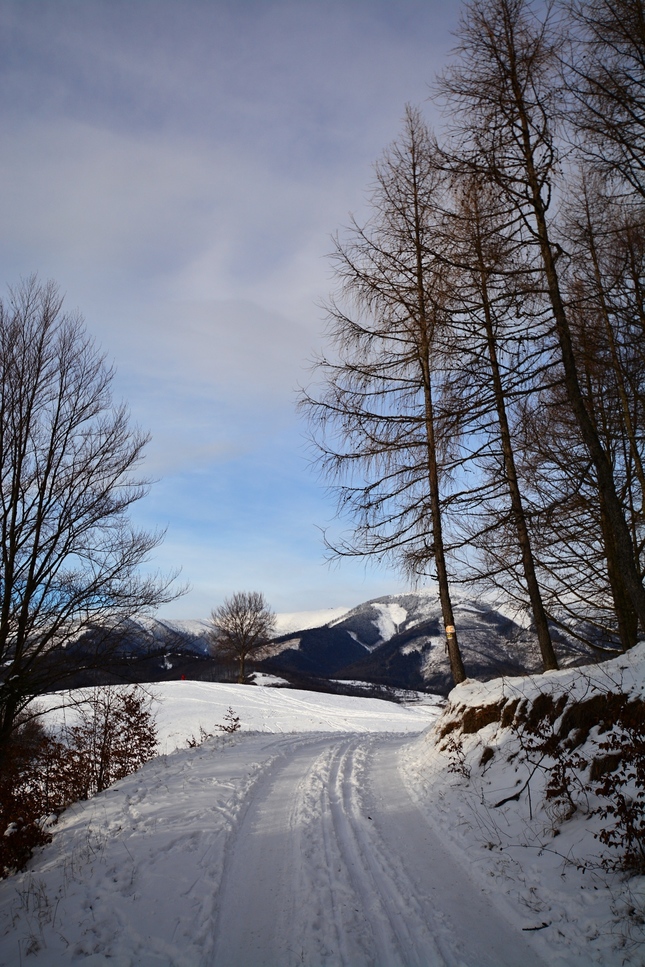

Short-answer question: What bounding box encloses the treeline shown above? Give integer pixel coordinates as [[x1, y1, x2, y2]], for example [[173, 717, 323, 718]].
[[302, 0, 645, 683]]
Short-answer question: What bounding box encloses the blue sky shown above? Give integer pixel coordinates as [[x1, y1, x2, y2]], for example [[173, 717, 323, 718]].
[[0, 0, 460, 618]]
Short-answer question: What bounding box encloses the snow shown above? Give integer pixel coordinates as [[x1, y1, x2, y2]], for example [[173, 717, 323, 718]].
[[372, 601, 408, 641], [249, 671, 290, 687], [39, 681, 439, 755], [403, 645, 645, 966], [0, 659, 643, 965], [274, 607, 352, 635], [451, 643, 645, 707], [138, 617, 212, 639]]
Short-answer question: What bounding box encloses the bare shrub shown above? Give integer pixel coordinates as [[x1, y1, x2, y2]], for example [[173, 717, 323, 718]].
[[186, 725, 214, 748], [61, 686, 157, 798], [0, 686, 158, 877], [0, 718, 61, 877], [186, 707, 241, 747], [592, 707, 645, 874], [503, 686, 645, 872]]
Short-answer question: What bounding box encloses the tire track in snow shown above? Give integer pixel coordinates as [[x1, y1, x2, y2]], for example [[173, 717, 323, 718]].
[[208, 734, 547, 967], [287, 737, 382, 965], [185, 732, 333, 965], [355, 737, 547, 967], [324, 737, 445, 967], [209, 735, 366, 967]]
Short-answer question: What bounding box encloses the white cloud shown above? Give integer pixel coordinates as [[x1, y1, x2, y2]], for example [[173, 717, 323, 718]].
[[0, 120, 229, 276], [133, 299, 313, 394]]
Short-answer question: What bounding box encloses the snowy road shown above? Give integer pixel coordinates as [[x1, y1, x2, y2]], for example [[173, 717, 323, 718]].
[[1, 671, 636, 965], [0, 715, 548, 966], [209, 734, 544, 967]]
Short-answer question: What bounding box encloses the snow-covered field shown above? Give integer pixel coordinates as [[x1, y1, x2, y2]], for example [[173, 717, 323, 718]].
[[39, 680, 443, 754], [0, 660, 642, 966]]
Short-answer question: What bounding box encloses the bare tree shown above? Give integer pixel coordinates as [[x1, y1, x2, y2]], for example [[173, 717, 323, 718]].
[[209, 591, 276, 684], [501, 183, 645, 653], [567, 0, 645, 199], [444, 175, 560, 670], [301, 107, 467, 684], [440, 0, 645, 641], [0, 277, 177, 754]]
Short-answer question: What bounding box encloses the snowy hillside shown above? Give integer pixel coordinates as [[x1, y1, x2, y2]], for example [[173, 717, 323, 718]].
[[39, 680, 442, 755], [273, 607, 352, 635], [1, 652, 643, 965]]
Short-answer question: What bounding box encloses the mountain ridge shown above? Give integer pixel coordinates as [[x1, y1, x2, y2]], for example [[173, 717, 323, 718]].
[[66, 589, 612, 696], [259, 589, 603, 694]]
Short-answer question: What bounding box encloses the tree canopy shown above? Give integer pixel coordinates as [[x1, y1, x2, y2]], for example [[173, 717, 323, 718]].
[[0, 277, 177, 750]]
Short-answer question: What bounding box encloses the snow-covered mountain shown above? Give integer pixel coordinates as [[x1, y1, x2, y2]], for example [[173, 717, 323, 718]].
[[78, 589, 603, 695], [261, 589, 599, 694]]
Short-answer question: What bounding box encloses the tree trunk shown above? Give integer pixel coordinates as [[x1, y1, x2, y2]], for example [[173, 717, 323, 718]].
[[422, 375, 467, 684], [506, 18, 645, 639], [469, 201, 558, 669], [411, 150, 467, 686]]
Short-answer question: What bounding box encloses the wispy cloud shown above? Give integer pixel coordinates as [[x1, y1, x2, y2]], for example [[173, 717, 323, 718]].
[[0, 0, 459, 615]]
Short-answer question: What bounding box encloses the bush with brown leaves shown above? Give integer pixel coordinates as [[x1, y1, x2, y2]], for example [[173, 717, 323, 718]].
[[0, 686, 157, 878]]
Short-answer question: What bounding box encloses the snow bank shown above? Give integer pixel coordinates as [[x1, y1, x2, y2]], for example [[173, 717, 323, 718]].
[[446, 643, 645, 710], [402, 645, 645, 966]]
